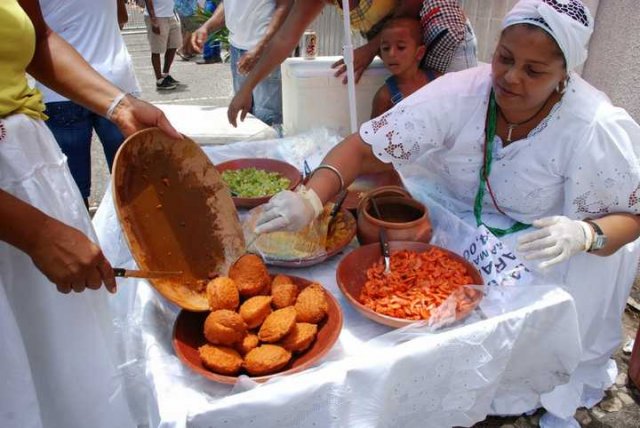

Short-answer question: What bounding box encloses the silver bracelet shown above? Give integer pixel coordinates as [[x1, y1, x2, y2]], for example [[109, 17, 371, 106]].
[[105, 92, 128, 121], [310, 163, 345, 193]]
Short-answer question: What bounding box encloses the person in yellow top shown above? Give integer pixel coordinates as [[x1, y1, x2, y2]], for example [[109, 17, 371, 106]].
[[0, 1, 180, 427]]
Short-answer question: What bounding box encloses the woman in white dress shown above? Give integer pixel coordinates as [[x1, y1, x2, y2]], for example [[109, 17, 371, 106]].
[[0, 1, 179, 427], [254, 0, 640, 425]]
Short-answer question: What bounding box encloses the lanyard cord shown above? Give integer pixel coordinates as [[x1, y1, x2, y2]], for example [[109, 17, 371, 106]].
[[473, 91, 531, 237]]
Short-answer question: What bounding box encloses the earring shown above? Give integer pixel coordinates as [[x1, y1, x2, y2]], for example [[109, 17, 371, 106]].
[[556, 76, 569, 94]]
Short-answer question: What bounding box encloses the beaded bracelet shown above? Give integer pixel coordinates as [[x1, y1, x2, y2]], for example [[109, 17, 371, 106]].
[[310, 163, 345, 193], [105, 92, 128, 121]]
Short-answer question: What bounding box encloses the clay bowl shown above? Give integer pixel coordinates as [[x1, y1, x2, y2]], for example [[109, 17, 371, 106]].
[[356, 191, 432, 245], [173, 276, 343, 384], [341, 169, 404, 212], [215, 158, 302, 208], [263, 208, 357, 268], [336, 241, 483, 328], [112, 128, 245, 312]]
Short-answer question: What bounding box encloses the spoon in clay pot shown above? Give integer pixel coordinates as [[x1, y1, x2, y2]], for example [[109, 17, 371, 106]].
[[370, 197, 391, 274]]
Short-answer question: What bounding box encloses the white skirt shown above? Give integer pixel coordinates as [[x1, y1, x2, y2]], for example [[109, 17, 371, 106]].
[[0, 114, 134, 428]]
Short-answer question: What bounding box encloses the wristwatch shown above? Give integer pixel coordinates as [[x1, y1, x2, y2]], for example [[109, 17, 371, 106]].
[[584, 219, 607, 252]]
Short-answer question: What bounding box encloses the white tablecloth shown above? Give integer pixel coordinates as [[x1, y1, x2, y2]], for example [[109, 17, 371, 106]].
[[93, 130, 583, 427]]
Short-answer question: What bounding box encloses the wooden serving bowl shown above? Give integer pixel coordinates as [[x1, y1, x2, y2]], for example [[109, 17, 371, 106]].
[[172, 276, 343, 384], [215, 158, 302, 208], [112, 128, 245, 311], [336, 241, 483, 328]]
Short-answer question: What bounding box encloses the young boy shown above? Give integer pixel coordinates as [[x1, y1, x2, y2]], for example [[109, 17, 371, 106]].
[[371, 17, 440, 118]]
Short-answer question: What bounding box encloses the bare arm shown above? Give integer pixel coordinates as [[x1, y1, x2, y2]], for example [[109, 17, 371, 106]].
[[227, 0, 325, 126], [117, 0, 128, 29], [20, 0, 179, 137], [191, 2, 225, 53], [0, 190, 116, 294], [237, 0, 293, 74], [305, 133, 388, 204], [586, 213, 640, 256], [331, 32, 381, 84], [370, 85, 393, 118]]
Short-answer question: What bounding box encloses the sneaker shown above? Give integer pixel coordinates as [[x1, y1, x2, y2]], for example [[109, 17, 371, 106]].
[[163, 74, 180, 85], [156, 76, 177, 90]]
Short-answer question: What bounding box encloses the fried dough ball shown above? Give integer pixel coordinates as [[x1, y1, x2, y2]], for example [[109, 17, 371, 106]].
[[228, 254, 270, 297], [203, 309, 247, 346], [239, 295, 273, 329], [236, 333, 260, 355], [198, 344, 243, 375], [271, 280, 298, 309], [280, 323, 318, 353], [244, 344, 292, 376], [206, 277, 239, 311], [295, 283, 329, 323], [258, 306, 296, 343], [272, 274, 292, 288]]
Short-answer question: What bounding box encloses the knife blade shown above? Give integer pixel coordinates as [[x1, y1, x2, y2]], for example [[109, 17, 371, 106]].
[[113, 268, 183, 279], [327, 189, 348, 236]]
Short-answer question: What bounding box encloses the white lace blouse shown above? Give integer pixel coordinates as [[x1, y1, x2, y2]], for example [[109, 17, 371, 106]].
[[359, 64, 640, 226]]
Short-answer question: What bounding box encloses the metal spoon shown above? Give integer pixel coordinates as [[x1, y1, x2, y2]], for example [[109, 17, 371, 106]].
[[370, 197, 390, 274]]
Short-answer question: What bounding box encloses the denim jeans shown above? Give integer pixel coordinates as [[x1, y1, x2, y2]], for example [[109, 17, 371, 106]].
[[203, 0, 221, 60], [230, 45, 282, 125], [45, 101, 125, 199]]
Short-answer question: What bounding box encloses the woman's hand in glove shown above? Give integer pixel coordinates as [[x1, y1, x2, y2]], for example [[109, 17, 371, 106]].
[[517, 216, 591, 269], [254, 187, 323, 234]]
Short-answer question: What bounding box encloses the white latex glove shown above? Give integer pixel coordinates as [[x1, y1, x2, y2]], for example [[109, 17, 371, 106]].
[[254, 187, 323, 234], [517, 216, 592, 269]]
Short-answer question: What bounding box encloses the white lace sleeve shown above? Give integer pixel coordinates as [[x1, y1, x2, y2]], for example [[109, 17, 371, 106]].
[[564, 108, 640, 218]]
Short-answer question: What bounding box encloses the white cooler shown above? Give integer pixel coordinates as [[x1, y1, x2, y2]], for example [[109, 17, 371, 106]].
[[281, 56, 390, 136]]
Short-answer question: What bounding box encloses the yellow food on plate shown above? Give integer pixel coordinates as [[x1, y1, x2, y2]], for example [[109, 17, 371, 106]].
[[203, 309, 247, 346], [258, 306, 297, 343], [198, 344, 243, 375], [244, 344, 292, 376], [295, 283, 328, 323]]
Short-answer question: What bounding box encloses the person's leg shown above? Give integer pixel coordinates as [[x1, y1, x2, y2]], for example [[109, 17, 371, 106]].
[[44, 101, 93, 205], [151, 53, 162, 79], [162, 15, 183, 81], [92, 114, 125, 172], [145, 15, 167, 80], [251, 63, 283, 126]]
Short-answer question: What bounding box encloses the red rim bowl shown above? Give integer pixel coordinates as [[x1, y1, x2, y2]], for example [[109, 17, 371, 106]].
[[215, 158, 302, 208], [336, 241, 484, 328], [173, 276, 343, 384]]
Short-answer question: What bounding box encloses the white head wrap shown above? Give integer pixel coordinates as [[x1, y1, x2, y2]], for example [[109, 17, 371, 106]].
[[502, 0, 594, 70]]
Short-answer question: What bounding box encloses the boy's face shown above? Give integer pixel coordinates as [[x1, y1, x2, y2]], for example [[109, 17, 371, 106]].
[[379, 27, 425, 75]]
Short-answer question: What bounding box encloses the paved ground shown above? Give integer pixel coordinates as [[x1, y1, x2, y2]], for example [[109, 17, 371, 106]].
[[86, 29, 640, 428], [88, 31, 233, 208]]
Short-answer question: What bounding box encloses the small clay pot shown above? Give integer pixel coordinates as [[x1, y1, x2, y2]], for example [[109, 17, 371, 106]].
[[356, 186, 432, 245]]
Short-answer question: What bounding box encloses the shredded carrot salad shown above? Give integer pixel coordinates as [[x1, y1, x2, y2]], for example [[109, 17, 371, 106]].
[[359, 248, 478, 320]]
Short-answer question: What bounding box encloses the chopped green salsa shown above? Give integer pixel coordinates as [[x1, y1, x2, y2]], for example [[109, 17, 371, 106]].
[[221, 167, 291, 198]]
